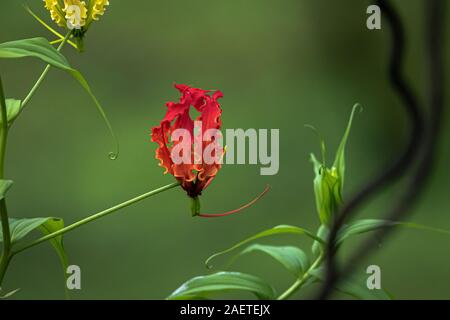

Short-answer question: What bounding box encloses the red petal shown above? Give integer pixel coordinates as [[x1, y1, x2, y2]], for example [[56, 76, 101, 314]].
[[151, 123, 173, 175]]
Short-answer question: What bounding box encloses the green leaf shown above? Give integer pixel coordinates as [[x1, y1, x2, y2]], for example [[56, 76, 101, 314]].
[[332, 103, 361, 196], [337, 219, 395, 245], [205, 225, 322, 269], [0, 179, 13, 200], [0, 37, 70, 68], [168, 272, 276, 300], [337, 219, 450, 245], [240, 244, 309, 277], [5, 218, 53, 243], [0, 287, 20, 299], [4, 99, 22, 124], [39, 218, 68, 275], [310, 268, 391, 300], [0, 37, 118, 158], [1, 217, 67, 262]]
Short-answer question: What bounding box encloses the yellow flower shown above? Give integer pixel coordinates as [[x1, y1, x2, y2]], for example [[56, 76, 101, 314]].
[[41, 0, 111, 51], [42, 0, 110, 30]]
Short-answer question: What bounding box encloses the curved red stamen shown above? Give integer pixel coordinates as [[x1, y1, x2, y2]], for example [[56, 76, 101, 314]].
[[198, 185, 271, 218]]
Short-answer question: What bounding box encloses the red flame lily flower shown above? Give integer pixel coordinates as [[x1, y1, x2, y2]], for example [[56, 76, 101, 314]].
[[151, 84, 223, 199], [151, 84, 269, 217]]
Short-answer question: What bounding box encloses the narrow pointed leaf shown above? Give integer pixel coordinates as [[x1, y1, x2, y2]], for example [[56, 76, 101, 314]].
[[205, 225, 323, 269], [7, 218, 53, 243], [0, 37, 118, 158], [0, 288, 20, 299], [240, 244, 309, 277], [332, 103, 361, 194], [337, 219, 395, 245], [0, 37, 70, 68], [168, 272, 276, 300], [337, 219, 450, 245]]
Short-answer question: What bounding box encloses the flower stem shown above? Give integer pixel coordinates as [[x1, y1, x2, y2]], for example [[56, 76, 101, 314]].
[[0, 76, 11, 286], [20, 31, 71, 110], [277, 254, 323, 300], [12, 182, 180, 255]]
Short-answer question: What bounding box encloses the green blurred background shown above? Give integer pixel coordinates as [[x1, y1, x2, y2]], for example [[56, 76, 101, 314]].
[[0, 0, 449, 299]]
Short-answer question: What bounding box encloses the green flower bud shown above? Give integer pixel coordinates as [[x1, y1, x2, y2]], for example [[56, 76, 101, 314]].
[[309, 103, 361, 226]]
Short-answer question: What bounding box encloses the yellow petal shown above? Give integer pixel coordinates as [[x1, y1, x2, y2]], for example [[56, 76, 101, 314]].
[[43, 0, 66, 27], [91, 0, 110, 21]]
